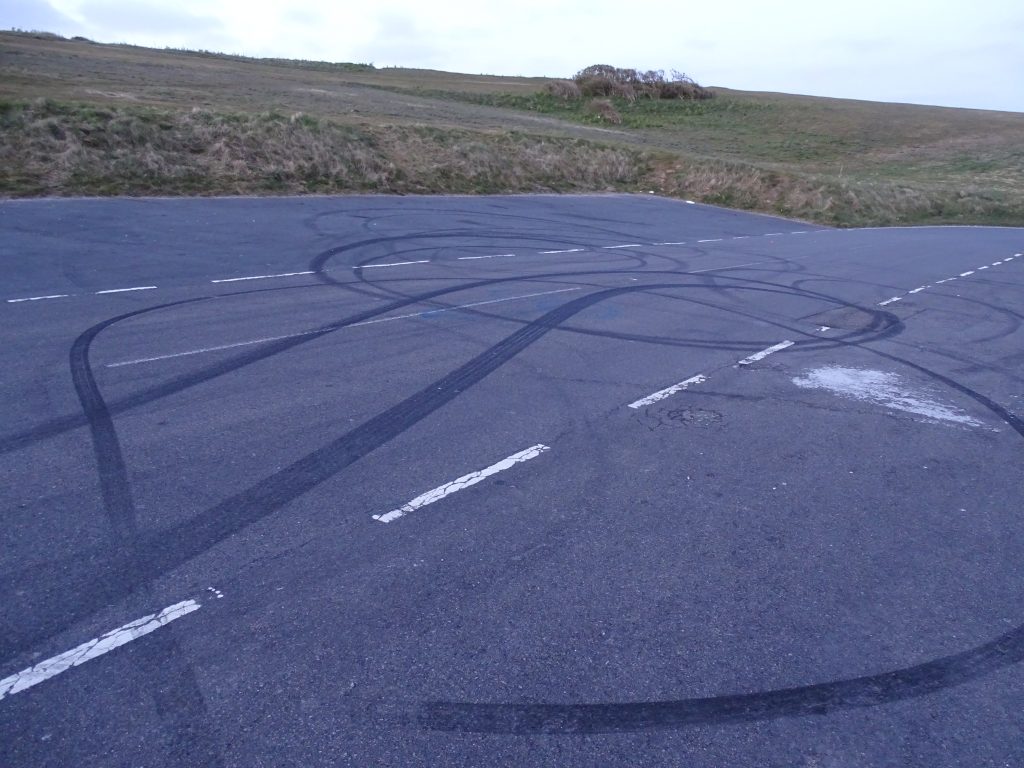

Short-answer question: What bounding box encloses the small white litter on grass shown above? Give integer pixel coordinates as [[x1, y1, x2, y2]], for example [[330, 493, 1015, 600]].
[[792, 367, 982, 427]]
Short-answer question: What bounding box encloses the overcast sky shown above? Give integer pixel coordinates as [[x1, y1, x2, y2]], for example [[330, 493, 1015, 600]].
[[5, 0, 1023, 112]]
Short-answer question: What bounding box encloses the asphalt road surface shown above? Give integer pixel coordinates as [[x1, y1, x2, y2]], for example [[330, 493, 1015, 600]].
[[1, 194, 1023, 767]]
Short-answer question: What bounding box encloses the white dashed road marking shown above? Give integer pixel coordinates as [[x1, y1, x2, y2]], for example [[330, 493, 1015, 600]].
[[373, 444, 550, 523], [628, 374, 706, 409], [458, 253, 515, 260], [602, 244, 643, 249], [356, 260, 430, 269], [738, 340, 795, 366], [878, 297, 902, 306], [211, 271, 314, 283], [959, 271, 975, 277], [0, 600, 201, 702], [94, 286, 156, 294], [540, 248, 584, 254], [6, 294, 70, 303]]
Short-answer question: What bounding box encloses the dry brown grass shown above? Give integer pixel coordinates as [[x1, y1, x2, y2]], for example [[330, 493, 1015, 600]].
[[0, 100, 650, 197], [585, 99, 623, 125], [1, 31, 1022, 225]]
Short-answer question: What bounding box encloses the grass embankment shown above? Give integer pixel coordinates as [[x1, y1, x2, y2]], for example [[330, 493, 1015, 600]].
[[2, 32, 1023, 226], [0, 100, 651, 197]]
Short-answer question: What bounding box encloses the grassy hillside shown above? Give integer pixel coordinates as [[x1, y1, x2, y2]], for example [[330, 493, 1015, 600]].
[[2, 31, 1023, 226]]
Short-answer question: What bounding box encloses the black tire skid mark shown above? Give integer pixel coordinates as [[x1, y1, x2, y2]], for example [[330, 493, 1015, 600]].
[[0, 278, 898, 661], [414, 336, 1024, 735], [0, 259, 868, 459], [69, 298, 225, 764]]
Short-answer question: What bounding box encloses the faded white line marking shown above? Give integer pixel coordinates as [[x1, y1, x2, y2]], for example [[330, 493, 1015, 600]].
[[95, 286, 156, 294], [7, 294, 70, 303], [697, 238, 722, 243], [763, 233, 785, 237], [977, 265, 989, 270], [936, 277, 956, 284], [737, 340, 795, 366], [458, 253, 515, 260], [0, 600, 201, 701], [878, 296, 902, 306], [654, 241, 687, 246], [791, 231, 808, 234], [793, 367, 982, 427], [106, 288, 580, 367], [992, 261, 1003, 266], [540, 248, 584, 254], [908, 286, 929, 294], [685, 200, 695, 204], [211, 271, 314, 283], [356, 260, 430, 269], [959, 271, 974, 277], [374, 444, 550, 523], [627, 374, 706, 409], [817, 326, 831, 332], [602, 244, 643, 249]]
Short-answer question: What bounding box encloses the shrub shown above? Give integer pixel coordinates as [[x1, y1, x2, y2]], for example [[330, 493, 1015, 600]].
[[572, 64, 714, 100], [578, 75, 616, 98], [545, 80, 581, 100], [585, 98, 622, 124]]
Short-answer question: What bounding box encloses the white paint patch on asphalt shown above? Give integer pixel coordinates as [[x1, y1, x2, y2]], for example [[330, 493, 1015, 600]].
[[7, 294, 71, 303], [817, 326, 831, 332], [737, 340, 795, 366], [685, 200, 695, 204], [458, 253, 515, 260], [540, 248, 584, 254], [106, 287, 580, 367], [211, 271, 314, 283], [992, 261, 1003, 266], [95, 286, 157, 294], [356, 260, 430, 269], [878, 297, 902, 306], [627, 374, 706, 409], [373, 444, 550, 523], [959, 271, 975, 277], [792, 367, 983, 427], [978, 265, 990, 270], [908, 286, 929, 294], [0, 600, 201, 702]]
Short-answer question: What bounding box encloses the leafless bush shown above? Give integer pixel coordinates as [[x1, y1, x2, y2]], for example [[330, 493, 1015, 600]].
[[585, 98, 622, 124], [544, 80, 581, 100], [577, 75, 616, 98], [573, 64, 713, 100]]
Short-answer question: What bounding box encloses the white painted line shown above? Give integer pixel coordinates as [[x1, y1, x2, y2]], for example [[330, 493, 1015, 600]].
[[697, 239, 722, 243], [908, 286, 929, 294], [540, 248, 584, 254], [817, 326, 831, 332], [106, 287, 580, 367], [458, 253, 515, 260], [977, 265, 989, 270], [791, 231, 808, 234], [684, 200, 696, 205], [95, 286, 156, 295], [602, 244, 643, 249], [6, 294, 70, 303], [936, 277, 956, 284], [992, 261, 1003, 266], [627, 374, 706, 409], [878, 297, 902, 306], [737, 340, 795, 366], [348, 287, 580, 328], [733, 236, 751, 239], [654, 242, 687, 246], [356, 260, 430, 269], [959, 271, 975, 277], [211, 271, 313, 283], [373, 444, 550, 523], [763, 233, 785, 237], [0, 600, 201, 701]]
